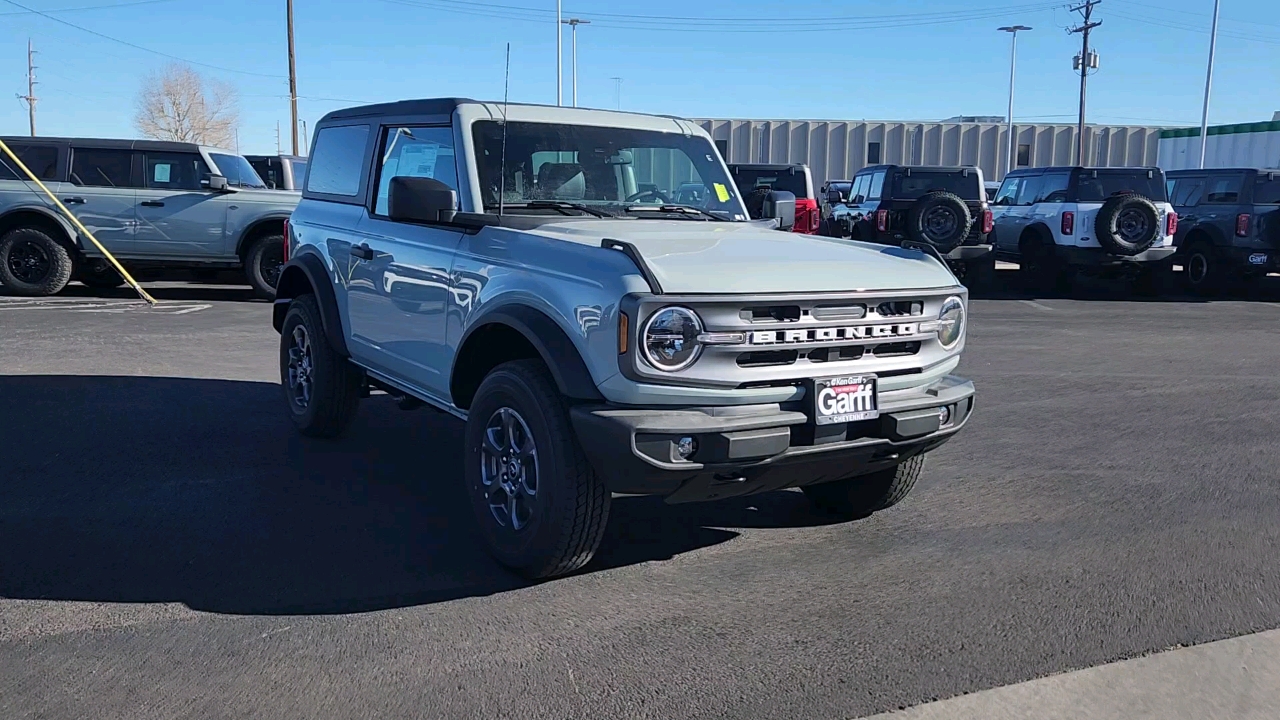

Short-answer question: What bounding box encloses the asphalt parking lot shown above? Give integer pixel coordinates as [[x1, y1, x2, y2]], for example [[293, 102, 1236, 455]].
[[2, 273, 1280, 719]]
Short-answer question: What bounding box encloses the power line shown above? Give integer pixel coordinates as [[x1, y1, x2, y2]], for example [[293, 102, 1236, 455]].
[[0, 0, 285, 78], [0, 0, 179, 16], [1106, 8, 1280, 45], [1068, 0, 1102, 166], [1110, 0, 1280, 30]]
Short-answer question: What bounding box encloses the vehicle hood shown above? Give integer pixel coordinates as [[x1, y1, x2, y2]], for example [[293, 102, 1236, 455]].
[[524, 219, 957, 293]]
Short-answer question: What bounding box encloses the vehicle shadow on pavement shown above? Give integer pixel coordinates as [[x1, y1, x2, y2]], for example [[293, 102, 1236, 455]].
[[0, 375, 833, 616], [971, 267, 1279, 303]]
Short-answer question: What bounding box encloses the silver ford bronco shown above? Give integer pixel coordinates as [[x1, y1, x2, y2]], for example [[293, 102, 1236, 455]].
[[273, 98, 976, 579]]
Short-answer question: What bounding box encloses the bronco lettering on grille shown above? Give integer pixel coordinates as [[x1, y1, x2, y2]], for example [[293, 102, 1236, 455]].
[[748, 323, 918, 345]]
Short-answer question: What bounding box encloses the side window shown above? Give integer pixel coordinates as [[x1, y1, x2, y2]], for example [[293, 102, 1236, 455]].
[[1036, 172, 1070, 203], [249, 159, 279, 189], [1170, 177, 1205, 207], [1205, 175, 1242, 203], [144, 152, 207, 191], [993, 177, 1020, 206], [867, 171, 885, 200], [374, 126, 458, 217], [70, 148, 136, 188], [850, 174, 870, 203], [0, 144, 59, 181], [306, 124, 371, 197], [1014, 175, 1043, 206]]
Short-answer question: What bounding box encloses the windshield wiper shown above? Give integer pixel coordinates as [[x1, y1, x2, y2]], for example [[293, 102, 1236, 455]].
[[623, 204, 723, 221], [486, 200, 612, 218]]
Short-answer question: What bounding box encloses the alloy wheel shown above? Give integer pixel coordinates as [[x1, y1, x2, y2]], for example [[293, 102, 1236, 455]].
[[286, 325, 314, 408], [479, 407, 539, 531]]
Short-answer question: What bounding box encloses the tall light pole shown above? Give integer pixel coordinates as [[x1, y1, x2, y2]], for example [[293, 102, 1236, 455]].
[[1197, 0, 1221, 168], [556, 0, 563, 106], [287, 0, 299, 155], [998, 26, 1031, 177], [562, 18, 590, 107]]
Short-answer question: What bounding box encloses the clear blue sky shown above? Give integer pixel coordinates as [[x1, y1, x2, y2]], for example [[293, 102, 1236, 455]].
[[1, 0, 1277, 155]]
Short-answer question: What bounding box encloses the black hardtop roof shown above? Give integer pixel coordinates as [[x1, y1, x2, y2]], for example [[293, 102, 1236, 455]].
[[0, 136, 212, 152], [1005, 165, 1163, 177], [727, 163, 809, 171], [1166, 167, 1280, 176], [244, 153, 307, 161], [316, 97, 685, 125], [858, 164, 979, 174]]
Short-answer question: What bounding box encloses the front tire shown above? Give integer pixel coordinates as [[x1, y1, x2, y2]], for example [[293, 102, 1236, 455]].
[[465, 359, 609, 579], [245, 234, 285, 299], [279, 293, 362, 438], [802, 454, 926, 519], [0, 227, 73, 297]]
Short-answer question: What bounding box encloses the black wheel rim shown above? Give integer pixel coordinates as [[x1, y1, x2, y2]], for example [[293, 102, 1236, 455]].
[[479, 407, 539, 532], [1187, 252, 1209, 285], [923, 207, 958, 240], [8, 240, 51, 284], [260, 243, 284, 289], [1117, 208, 1151, 242]]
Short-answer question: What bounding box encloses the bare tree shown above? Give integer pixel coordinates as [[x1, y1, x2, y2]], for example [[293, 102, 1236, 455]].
[[134, 64, 240, 148]]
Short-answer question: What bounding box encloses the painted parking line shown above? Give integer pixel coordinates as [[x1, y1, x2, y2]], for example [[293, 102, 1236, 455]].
[[0, 298, 210, 314]]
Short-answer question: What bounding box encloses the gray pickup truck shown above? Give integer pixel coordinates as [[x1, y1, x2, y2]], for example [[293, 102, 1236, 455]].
[[0, 137, 298, 297], [1167, 168, 1280, 294], [273, 98, 976, 578]]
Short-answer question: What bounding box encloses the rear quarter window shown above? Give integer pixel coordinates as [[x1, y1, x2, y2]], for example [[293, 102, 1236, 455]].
[[305, 125, 371, 198], [0, 144, 60, 181]]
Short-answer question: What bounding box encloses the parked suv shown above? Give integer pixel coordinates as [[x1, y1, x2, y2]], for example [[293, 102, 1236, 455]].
[[990, 166, 1177, 292], [727, 163, 821, 234], [0, 137, 298, 297], [1166, 168, 1280, 294], [826, 165, 995, 287], [246, 154, 308, 191], [819, 179, 852, 222], [273, 98, 976, 579]]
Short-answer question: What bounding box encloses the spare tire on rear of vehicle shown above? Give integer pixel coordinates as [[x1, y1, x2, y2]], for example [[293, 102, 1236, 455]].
[[905, 191, 971, 252], [1094, 193, 1160, 256]]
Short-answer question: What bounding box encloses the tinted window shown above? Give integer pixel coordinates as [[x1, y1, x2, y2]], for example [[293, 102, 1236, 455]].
[[288, 159, 307, 185], [70, 148, 135, 188], [144, 152, 207, 191], [209, 153, 266, 189], [1204, 175, 1242, 204], [1014, 175, 1043, 206], [993, 177, 1020, 206], [1255, 175, 1280, 204], [0, 144, 59, 181], [1170, 177, 1205, 207], [374, 126, 458, 216], [850, 174, 870, 203], [249, 158, 281, 189], [891, 170, 981, 200], [1036, 172, 1070, 203], [867, 171, 885, 200], [1074, 170, 1167, 202], [729, 167, 808, 199], [306, 124, 371, 197]]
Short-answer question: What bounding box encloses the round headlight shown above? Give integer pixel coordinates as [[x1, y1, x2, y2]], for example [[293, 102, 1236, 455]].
[[642, 307, 703, 371], [937, 296, 965, 349]]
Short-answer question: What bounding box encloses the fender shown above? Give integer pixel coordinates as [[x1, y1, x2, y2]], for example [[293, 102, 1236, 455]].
[[234, 213, 291, 256], [454, 305, 603, 402], [272, 251, 350, 357], [0, 205, 80, 249]]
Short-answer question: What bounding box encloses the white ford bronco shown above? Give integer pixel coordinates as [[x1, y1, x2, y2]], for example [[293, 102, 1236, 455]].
[[273, 98, 977, 578]]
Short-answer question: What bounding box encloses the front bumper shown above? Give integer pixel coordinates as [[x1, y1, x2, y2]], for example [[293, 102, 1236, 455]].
[[570, 375, 975, 504], [1059, 245, 1176, 267]]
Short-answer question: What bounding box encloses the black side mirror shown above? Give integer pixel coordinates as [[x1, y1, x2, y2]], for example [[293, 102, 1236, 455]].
[[827, 190, 844, 205], [389, 176, 458, 223], [204, 175, 229, 192], [763, 190, 796, 231]]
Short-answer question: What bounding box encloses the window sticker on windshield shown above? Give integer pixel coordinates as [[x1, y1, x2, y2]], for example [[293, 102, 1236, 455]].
[[714, 183, 730, 202], [154, 164, 171, 183], [400, 145, 439, 178]]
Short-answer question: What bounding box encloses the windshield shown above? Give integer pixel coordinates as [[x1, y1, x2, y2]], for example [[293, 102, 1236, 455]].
[[471, 121, 748, 220], [209, 152, 268, 189], [1075, 170, 1166, 202], [729, 166, 809, 199], [891, 171, 982, 201]]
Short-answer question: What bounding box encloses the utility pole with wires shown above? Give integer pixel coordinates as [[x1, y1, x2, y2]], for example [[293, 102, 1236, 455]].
[[18, 39, 37, 137], [1068, 0, 1101, 166], [287, 0, 299, 155], [276, 120, 282, 154]]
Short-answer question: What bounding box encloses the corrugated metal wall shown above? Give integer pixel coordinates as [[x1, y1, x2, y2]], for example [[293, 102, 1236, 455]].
[[694, 119, 1162, 183], [1157, 129, 1280, 171]]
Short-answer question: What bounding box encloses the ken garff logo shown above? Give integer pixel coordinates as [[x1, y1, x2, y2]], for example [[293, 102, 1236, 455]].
[[817, 379, 876, 416], [749, 323, 918, 345]]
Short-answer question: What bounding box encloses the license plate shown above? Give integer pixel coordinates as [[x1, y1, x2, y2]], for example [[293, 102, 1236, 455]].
[[813, 375, 879, 425], [1248, 253, 1268, 266]]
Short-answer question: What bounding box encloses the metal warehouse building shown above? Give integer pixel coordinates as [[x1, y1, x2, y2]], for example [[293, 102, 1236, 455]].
[[694, 118, 1163, 184], [1157, 118, 1280, 171]]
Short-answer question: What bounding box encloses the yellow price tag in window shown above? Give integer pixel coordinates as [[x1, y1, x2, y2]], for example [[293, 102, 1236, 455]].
[[714, 183, 731, 202]]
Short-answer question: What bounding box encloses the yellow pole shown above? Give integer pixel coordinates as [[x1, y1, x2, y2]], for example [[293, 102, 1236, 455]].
[[0, 138, 156, 305]]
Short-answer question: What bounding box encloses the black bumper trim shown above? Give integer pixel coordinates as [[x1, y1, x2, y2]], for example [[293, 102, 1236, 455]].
[[1058, 245, 1177, 266]]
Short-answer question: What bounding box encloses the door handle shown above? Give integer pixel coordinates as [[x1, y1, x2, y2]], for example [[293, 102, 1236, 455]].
[[350, 243, 374, 260], [140, 201, 165, 207], [62, 197, 86, 205]]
